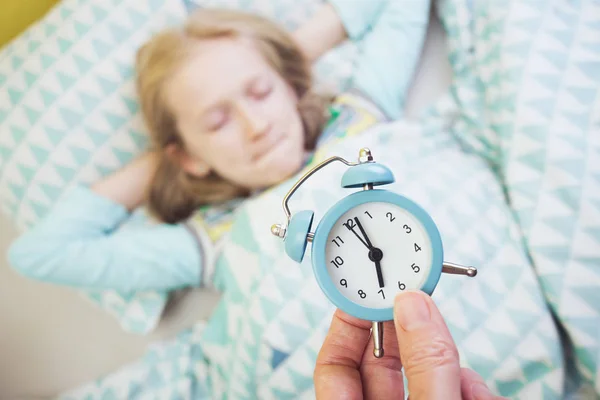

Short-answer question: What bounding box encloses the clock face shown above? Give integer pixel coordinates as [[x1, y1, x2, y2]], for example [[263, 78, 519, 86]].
[[324, 201, 432, 309]]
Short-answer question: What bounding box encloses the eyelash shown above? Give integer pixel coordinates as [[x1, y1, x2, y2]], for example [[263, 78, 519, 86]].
[[208, 111, 229, 131], [253, 83, 272, 99]]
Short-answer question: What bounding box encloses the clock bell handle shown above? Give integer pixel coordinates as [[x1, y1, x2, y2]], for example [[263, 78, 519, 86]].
[[373, 321, 384, 358], [281, 155, 358, 221], [442, 262, 477, 277]]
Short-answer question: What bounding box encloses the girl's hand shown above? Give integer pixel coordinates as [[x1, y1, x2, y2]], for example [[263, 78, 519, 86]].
[[92, 151, 160, 211], [292, 3, 347, 63]]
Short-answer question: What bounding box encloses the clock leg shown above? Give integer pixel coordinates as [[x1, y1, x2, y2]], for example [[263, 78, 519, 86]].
[[442, 262, 477, 277], [373, 321, 384, 358]]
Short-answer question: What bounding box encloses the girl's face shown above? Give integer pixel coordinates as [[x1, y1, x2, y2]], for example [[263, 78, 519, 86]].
[[165, 37, 306, 189]]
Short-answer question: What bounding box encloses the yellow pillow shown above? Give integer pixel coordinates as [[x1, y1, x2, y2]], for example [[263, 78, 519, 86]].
[[0, 0, 60, 48]]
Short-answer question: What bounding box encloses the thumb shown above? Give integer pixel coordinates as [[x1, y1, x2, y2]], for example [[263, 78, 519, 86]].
[[393, 291, 462, 400]]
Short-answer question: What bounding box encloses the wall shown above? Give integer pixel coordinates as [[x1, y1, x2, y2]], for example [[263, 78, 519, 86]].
[[0, 0, 61, 48]]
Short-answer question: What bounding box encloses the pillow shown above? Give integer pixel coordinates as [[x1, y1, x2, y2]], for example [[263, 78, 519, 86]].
[[437, 0, 600, 396], [0, 0, 357, 334]]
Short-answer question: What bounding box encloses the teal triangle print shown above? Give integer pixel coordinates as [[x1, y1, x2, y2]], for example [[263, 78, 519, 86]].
[[542, 51, 568, 71], [271, 348, 290, 369], [74, 54, 94, 74], [57, 71, 76, 90], [74, 20, 90, 36], [571, 287, 600, 313], [28, 40, 40, 53], [0, 73, 5, 86], [527, 98, 555, 118], [30, 200, 49, 219], [549, 29, 573, 49], [259, 296, 281, 321], [288, 368, 312, 391], [576, 62, 600, 82], [513, 18, 539, 34], [534, 74, 561, 93], [103, 111, 127, 130], [44, 23, 57, 37], [271, 388, 296, 400], [496, 378, 525, 397], [109, 22, 130, 43], [60, 6, 73, 20], [505, 42, 531, 57], [116, 62, 134, 80], [91, 5, 108, 21], [12, 55, 23, 70], [10, 125, 25, 144], [86, 128, 107, 146], [8, 88, 24, 106], [59, 107, 83, 128], [539, 274, 562, 303], [522, 359, 555, 383], [127, 7, 147, 29], [92, 39, 112, 59], [562, 111, 589, 129], [30, 144, 50, 164], [41, 53, 56, 69], [40, 183, 62, 202], [534, 245, 571, 266], [0, 144, 11, 161], [554, 159, 586, 180], [280, 321, 309, 349], [568, 87, 597, 105], [123, 97, 139, 114], [24, 106, 41, 125], [44, 125, 64, 145], [24, 70, 37, 88], [8, 182, 26, 202], [78, 91, 100, 113], [543, 216, 577, 238], [69, 146, 91, 166], [128, 129, 147, 149], [518, 150, 546, 173], [58, 37, 74, 54], [97, 75, 118, 95], [553, 186, 581, 210]]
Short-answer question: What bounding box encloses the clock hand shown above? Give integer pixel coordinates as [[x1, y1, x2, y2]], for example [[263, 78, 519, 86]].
[[344, 221, 371, 249], [375, 260, 384, 288], [368, 248, 385, 288], [354, 217, 373, 248]]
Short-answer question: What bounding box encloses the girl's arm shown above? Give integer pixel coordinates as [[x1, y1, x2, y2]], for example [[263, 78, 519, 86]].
[[92, 151, 157, 211], [330, 0, 432, 119], [7, 157, 204, 293]]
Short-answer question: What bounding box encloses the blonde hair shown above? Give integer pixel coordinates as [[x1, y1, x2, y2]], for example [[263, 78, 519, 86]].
[[135, 8, 331, 224]]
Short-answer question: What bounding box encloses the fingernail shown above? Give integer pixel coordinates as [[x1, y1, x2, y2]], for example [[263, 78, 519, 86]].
[[471, 382, 493, 399], [394, 291, 431, 331]]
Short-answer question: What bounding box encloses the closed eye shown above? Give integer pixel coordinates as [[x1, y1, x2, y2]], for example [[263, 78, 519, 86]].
[[204, 107, 230, 132], [249, 79, 273, 100]]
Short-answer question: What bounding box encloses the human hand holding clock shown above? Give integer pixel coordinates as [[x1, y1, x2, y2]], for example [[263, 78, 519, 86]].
[[314, 291, 505, 400]]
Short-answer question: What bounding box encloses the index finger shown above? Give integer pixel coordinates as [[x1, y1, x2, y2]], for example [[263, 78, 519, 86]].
[[314, 309, 372, 400]]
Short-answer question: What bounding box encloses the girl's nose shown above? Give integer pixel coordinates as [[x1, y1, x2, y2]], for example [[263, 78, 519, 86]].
[[239, 103, 270, 140]]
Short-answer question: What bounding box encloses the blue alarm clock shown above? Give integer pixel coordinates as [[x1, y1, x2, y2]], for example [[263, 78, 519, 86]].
[[271, 148, 477, 358]]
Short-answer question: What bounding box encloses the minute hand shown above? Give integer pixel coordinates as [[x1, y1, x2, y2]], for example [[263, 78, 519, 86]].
[[354, 217, 373, 248]]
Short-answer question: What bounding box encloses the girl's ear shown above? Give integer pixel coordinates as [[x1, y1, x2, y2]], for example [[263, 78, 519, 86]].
[[165, 144, 211, 177]]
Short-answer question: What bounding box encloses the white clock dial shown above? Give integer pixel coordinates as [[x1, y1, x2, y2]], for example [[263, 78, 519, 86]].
[[324, 201, 432, 309]]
